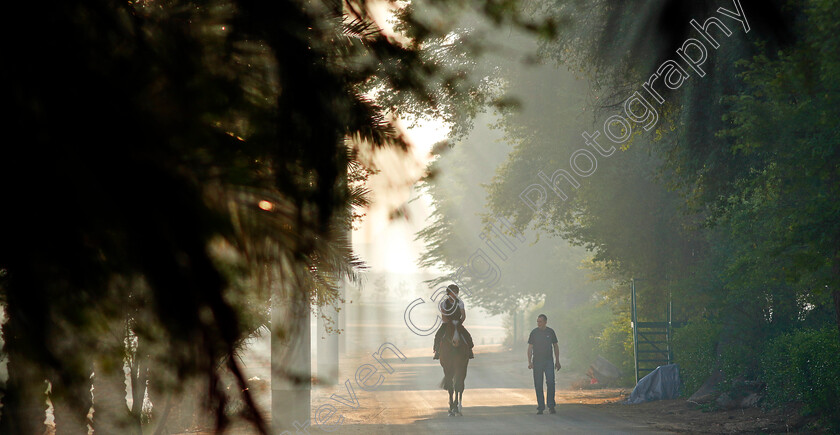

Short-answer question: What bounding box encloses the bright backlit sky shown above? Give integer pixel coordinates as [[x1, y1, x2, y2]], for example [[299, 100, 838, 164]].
[[352, 0, 461, 284], [353, 117, 449, 276]]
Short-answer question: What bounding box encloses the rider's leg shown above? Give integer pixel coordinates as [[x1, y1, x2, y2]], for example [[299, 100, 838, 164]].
[[434, 324, 446, 359], [458, 324, 474, 348], [456, 324, 475, 358], [434, 324, 445, 351]]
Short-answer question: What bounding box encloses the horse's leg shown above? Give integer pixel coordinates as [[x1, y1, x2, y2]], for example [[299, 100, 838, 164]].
[[448, 388, 454, 415], [440, 354, 450, 390], [451, 388, 458, 416], [455, 357, 467, 415], [455, 359, 466, 394], [443, 357, 453, 414]]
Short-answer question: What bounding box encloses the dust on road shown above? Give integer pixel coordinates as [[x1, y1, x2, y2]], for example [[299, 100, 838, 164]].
[[305, 345, 673, 434]]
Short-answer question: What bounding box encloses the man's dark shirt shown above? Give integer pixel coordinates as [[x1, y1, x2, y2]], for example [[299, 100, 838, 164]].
[[528, 327, 558, 363]]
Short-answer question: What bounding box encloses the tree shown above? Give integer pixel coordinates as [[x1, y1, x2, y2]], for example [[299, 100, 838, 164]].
[[480, 0, 837, 384], [417, 126, 597, 315], [713, 0, 840, 334], [0, 0, 555, 432]]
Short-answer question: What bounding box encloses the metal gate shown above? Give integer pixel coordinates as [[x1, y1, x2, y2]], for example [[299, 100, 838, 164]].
[[631, 278, 682, 384]]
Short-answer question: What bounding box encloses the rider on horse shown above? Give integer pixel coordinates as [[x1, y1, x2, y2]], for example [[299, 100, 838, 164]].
[[433, 284, 475, 360]]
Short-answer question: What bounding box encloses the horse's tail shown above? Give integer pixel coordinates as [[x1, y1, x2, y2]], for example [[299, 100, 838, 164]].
[[440, 376, 447, 390]]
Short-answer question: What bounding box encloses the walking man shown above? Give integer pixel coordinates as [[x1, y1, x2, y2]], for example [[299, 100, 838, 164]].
[[527, 314, 560, 414]]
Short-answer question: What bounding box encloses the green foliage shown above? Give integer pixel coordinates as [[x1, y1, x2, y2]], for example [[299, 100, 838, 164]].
[[760, 328, 840, 430], [416, 110, 602, 314], [484, 0, 838, 416], [598, 315, 635, 386], [551, 301, 612, 371], [672, 320, 722, 397], [714, 0, 840, 299], [0, 0, 559, 433]]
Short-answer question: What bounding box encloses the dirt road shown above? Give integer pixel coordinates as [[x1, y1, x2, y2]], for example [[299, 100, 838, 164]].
[[210, 305, 803, 435], [305, 345, 673, 434]]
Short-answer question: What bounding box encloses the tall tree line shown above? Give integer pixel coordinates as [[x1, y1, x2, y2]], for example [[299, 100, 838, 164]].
[[483, 0, 839, 408]]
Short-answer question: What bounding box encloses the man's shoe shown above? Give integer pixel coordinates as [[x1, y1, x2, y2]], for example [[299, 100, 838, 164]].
[[536, 410, 544, 415], [433, 351, 440, 360], [549, 408, 556, 414]]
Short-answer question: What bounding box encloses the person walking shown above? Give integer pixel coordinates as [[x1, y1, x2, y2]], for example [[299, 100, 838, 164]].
[[527, 314, 560, 414]]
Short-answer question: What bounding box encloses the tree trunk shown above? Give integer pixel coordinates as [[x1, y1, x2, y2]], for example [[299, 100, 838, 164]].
[[53, 383, 92, 435], [834, 289, 840, 338], [834, 252, 840, 339], [129, 340, 147, 435], [151, 394, 174, 435], [92, 361, 134, 434], [0, 310, 47, 435], [52, 358, 93, 435]]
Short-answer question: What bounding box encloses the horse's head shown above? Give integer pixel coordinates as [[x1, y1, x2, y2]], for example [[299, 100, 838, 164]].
[[448, 321, 461, 347]]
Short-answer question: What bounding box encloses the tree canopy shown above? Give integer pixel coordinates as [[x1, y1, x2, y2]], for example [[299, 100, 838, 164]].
[[477, 0, 838, 406], [0, 0, 552, 433]]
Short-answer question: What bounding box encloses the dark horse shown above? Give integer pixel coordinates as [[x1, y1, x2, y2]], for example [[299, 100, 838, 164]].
[[439, 320, 470, 416]]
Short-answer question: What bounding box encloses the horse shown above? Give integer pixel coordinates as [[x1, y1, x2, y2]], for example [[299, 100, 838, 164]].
[[439, 319, 470, 416]]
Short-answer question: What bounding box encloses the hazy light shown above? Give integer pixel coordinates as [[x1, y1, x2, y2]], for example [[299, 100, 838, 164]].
[[258, 200, 274, 211]]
